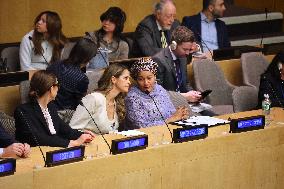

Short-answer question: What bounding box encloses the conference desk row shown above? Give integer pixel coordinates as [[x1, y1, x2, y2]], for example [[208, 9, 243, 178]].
[[1, 108, 284, 189]]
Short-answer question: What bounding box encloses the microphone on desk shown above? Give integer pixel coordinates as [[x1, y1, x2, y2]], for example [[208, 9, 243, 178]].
[[18, 110, 47, 167], [78, 101, 111, 154], [28, 36, 49, 65], [261, 75, 284, 109], [145, 90, 174, 143]]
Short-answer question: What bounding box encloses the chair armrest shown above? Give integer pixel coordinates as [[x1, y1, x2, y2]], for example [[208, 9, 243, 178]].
[[232, 86, 258, 112]]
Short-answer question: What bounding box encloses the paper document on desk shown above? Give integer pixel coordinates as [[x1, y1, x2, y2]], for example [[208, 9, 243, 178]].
[[175, 116, 229, 127], [189, 103, 212, 113], [116, 130, 146, 137]]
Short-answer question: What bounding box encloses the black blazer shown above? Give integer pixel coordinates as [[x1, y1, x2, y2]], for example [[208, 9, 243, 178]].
[[0, 124, 15, 148], [258, 73, 284, 108], [182, 13, 231, 50], [14, 101, 82, 147], [132, 14, 180, 57], [152, 47, 193, 93]]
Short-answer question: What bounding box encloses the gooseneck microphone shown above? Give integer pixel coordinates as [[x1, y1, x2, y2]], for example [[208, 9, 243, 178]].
[[18, 110, 47, 167], [79, 101, 111, 153], [260, 8, 268, 47], [28, 36, 49, 65], [145, 90, 174, 143]]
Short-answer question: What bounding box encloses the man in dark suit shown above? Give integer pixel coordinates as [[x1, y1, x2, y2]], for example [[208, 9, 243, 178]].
[[153, 26, 216, 116], [0, 123, 30, 158], [152, 26, 201, 103], [182, 0, 230, 53], [132, 0, 180, 57]]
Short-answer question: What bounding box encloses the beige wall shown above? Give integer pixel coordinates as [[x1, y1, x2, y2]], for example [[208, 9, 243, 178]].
[[0, 0, 202, 43]]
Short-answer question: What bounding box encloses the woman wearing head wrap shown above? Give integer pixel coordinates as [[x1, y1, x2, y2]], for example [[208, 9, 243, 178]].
[[258, 51, 284, 108], [125, 57, 188, 129]]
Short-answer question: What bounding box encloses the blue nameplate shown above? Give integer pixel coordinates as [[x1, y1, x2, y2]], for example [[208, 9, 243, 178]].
[[173, 124, 208, 143], [111, 135, 148, 155], [0, 158, 16, 177], [46, 146, 85, 167], [230, 115, 265, 133]]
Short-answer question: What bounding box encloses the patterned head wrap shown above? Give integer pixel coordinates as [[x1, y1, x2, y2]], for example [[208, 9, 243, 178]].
[[130, 57, 158, 80]]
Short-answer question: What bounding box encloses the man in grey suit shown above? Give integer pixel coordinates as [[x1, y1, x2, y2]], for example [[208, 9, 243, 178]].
[[132, 0, 180, 57], [152, 26, 202, 103]]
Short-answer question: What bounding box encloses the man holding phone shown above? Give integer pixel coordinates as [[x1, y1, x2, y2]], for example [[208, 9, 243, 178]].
[[153, 26, 202, 102], [153, 26, 215, 115]]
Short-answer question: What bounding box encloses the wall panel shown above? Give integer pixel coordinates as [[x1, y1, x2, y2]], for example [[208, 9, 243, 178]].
[[0, 0, 202, 43]]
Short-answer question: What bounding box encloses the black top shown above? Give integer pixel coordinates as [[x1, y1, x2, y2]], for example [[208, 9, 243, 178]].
[[0, 123, 15, 148], [14, 101, 82, 147], [47, 61, 89, 110], [258, 72, 284, 108]]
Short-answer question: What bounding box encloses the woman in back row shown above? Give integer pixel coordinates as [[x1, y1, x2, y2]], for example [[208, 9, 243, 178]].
[[47, 38, 97, 110], [20, 11, 67, 71], [85, 7, 129, 69]]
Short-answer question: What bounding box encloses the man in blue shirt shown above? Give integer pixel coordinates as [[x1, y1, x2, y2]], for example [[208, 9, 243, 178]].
[[182, 0, 230, 53]]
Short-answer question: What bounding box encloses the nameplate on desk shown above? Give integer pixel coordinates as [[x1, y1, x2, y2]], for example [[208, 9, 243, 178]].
[[230, 115, 265, 133], [0, 158, 16, 177], [111, 135, 148, 155], [173, 124, 208, 143], [46, 146, 85, 167]]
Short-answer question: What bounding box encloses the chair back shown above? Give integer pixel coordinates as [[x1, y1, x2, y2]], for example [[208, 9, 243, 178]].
[[86, 69, 105, 93], [232, 86, 258, 112], [193, 59, 234, 105], [241, 52, 269, 90], [61, 42, 76, 60], [1, 46, 20, 72]]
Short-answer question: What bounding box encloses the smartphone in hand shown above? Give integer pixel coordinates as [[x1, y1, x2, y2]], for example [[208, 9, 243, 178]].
[[200, 90, 212, 99]]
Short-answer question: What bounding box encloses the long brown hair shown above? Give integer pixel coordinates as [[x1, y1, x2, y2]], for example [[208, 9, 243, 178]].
[[33, 11, 67, 63], [97, 63, 128, 122], [29, 70, 58, 100]]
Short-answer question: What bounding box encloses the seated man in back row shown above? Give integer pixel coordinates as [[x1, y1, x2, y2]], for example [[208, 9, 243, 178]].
[[132, 0, 180, 57], [152, 26, 216, 116], [0, 123, 30, 158], [182, 0, 230, 53]]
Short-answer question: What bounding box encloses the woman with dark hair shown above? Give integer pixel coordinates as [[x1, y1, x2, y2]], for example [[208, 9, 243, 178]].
[[14, 70, 95, 147], [125, 57, 188, 129], [47, 38, 97, 110], [258, 51, 284, 108], [70, 63, 131, 134], [20, 11, 68, 71], [85, 7, 129, 69]]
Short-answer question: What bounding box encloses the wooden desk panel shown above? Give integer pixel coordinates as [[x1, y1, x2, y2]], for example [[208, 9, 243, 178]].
[[1, 108, 284, 189]]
